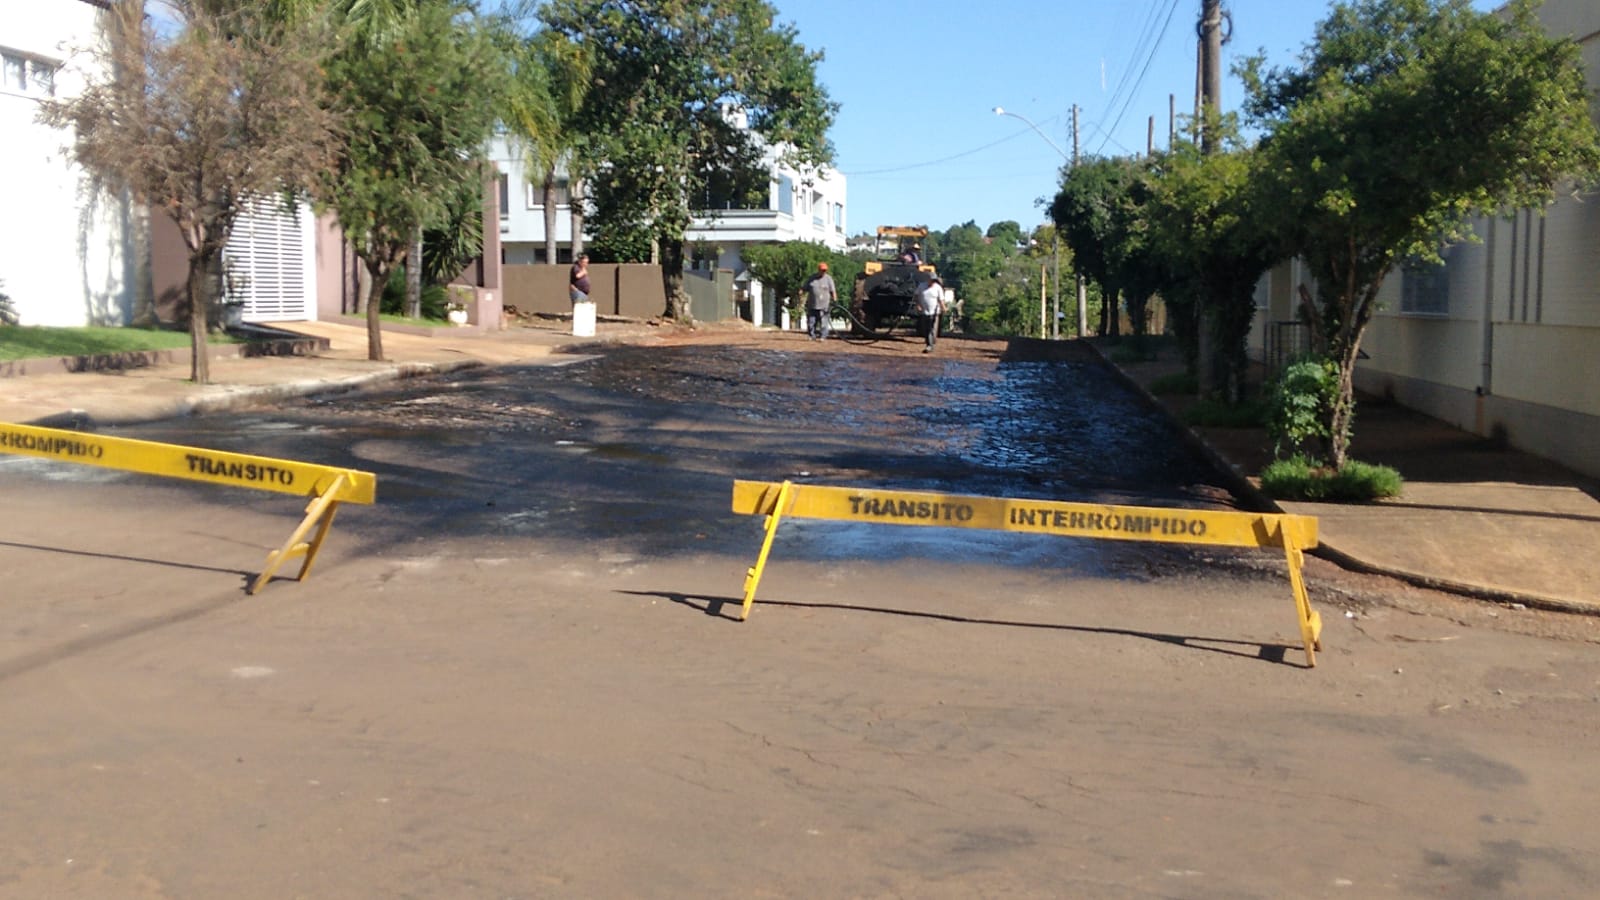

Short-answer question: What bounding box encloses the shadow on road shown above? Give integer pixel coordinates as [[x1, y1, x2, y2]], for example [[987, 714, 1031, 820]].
[[621, 589, 1303, 667]]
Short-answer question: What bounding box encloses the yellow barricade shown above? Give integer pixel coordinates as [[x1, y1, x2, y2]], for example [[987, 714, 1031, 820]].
[[732, 479, 1325, 666], [1, 422, 376, 593]]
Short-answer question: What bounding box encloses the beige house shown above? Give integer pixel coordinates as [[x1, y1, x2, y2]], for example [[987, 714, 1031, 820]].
[[1252, 0, 1600, 479]]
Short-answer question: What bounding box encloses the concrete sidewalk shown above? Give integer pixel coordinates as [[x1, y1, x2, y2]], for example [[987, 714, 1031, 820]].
[[1102, 345, 1600, 616], [3, 320, 1597, 615], [0, 318, 644, 427]]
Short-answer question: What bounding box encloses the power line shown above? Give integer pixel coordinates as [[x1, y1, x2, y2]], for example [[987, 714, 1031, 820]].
[[840, 119, 1060, 177], [1093, 0, 1185, 156], [1097, 0, 1174, 134]]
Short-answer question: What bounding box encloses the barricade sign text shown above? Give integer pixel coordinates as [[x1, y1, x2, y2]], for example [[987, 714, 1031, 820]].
[[731, 480, 1325, 666], [1, 422, 376, 593]]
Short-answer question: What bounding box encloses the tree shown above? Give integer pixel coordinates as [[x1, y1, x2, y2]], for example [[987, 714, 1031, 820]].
[[985, 220, 1025, 251], [926, 220, 1006, 306], [1049, 157, 1153, 338], [1244, 0, 1600, 468], [540, 0, 837, 321], [740, 241, 832, 317], [962, 247, 1048, 337], [503, 27, 591, 267], [1146, 133, 1283, 401], [317, 0, 506, 360], [41, 1, 336, 384]]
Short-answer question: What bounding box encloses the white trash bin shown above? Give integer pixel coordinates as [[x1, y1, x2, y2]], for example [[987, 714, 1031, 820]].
[[572, 300, 597, 337]]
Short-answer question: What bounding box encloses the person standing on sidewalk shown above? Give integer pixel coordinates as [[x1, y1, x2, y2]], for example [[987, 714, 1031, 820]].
[[803, 261, 837, 341], [915, 275, 944, 353], [568, 253, 591, 303]]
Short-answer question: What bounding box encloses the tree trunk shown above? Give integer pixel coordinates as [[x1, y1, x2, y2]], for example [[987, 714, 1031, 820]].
[[543, 169, 559, 265], [362, 257, 388, 361], [1325, 274, 1384, 469], [569, 177, 585, 260], [660, 237, 690, 320], [353, 256, 371, 315], [1329, 342, 1360, 470], [1196, 304, 1215, 399], [186, 250, 213, 384], [405, 227, 423, 319]]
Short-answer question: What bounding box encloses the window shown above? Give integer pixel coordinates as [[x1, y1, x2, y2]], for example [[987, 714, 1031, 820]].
[[496, 172, 509, 219], [1, 50, 58, 97], [525, 180, 572, 208], [776, 175, 793, 215], [1400, 250, 1451, 316]]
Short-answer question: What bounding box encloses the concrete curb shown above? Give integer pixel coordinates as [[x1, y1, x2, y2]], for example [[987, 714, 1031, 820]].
[[1087, 343, 1600, 617], [27, 359, 485, 430], [1088, 343, 1279, 514], [1, 332, 327, 379], [1307, 543, 1600, 617]]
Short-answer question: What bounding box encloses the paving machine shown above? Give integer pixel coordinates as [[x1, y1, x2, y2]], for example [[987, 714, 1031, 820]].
[[850, 225, 939, 335]]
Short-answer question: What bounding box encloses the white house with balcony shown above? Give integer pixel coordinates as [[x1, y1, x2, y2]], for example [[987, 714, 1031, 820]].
[[490, 120, 847, 324]]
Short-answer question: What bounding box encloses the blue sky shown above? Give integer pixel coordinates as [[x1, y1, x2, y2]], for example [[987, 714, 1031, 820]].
[[776, 0, 1502, 237]]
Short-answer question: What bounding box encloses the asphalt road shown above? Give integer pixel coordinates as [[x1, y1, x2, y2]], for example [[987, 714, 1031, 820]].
[[2, 332, 1598, 899]]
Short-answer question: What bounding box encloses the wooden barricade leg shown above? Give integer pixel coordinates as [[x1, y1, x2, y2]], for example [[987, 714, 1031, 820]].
[[1278, 521, 1323, 667], [249, 475, 348, 595], [740, 480, 795, 621]]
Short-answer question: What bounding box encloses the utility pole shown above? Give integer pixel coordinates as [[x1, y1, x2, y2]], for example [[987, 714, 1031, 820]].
[[1052, 229, 1061, 339], [1200, 0, 1222, 154], [1040, 264, 1048, 339], [1072, 104, 1087, 338], [1197, 0, 1224, 395]]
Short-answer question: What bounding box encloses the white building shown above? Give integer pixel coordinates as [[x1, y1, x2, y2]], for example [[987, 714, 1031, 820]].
[[490, 120, 847, 275], [1250, 0, 1600, 479], [1, 0, 143, 327]]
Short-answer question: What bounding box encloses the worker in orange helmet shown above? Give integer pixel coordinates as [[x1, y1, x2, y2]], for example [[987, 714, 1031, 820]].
[[803, 261, 837, 341]]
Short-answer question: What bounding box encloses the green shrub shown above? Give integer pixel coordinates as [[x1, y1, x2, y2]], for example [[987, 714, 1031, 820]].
[[1267, 356, 1341, 460], [379, 268, 450, 321], [1183, 397, 1267, 428], [1260, 455, 1403, 502], [0, 279, 15, 325], [1148, 371, 1198, 395]]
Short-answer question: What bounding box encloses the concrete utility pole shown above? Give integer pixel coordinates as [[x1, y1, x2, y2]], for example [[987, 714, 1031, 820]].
[[1072, 104, 1087, 338], [1052, 230, 1061, 340], [1196, 0, 1224, 396], [1200, 0, 1223, 154], [1040, 264, 1048, 339]]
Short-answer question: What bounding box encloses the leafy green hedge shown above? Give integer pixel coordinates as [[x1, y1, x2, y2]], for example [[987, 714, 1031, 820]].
[[1260, 456, 1403, 502]]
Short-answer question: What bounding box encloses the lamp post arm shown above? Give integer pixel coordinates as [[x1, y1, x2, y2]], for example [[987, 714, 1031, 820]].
[[993, 107, 1069, 161]]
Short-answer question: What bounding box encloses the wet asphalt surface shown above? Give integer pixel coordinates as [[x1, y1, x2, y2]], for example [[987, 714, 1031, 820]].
[[93, 339, 1252, 580], [15, 336, 1600, 898]]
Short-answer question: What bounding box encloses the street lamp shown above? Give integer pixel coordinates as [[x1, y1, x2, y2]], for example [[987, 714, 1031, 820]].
[[993, 107, 1069, 160], [994, 106, 1086, 340]]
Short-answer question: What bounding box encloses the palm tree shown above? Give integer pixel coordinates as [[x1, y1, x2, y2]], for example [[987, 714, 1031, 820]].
[[504, 30, 590, 266]]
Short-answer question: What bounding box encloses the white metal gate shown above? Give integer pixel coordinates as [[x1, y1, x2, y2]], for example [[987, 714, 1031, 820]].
[[223, 196, 316, 321]]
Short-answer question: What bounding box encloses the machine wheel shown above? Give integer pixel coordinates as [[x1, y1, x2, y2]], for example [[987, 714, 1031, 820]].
[[862, 312, 898, 337]]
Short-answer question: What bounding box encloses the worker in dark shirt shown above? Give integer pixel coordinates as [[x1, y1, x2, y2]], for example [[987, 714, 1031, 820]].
[[569, 253, 591, 303]]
